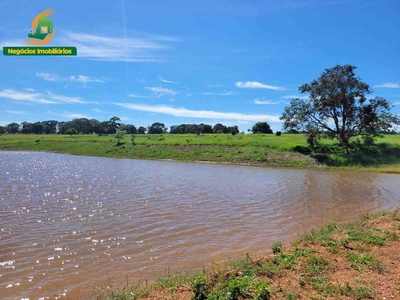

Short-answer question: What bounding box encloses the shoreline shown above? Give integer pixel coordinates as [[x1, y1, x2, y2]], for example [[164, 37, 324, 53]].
[[96, 209, 400, 299], [1, 147, 400, 174], [1, 133, 400, 173]]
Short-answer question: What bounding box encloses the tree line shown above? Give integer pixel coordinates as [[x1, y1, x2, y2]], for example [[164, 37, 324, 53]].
[[0, 118, 274, 135]]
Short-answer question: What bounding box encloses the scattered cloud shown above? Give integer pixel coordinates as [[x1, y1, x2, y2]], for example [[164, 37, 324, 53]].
[[63, 112, 90, 119], [282, 95, 309, 100], [159, 76, 178, 84], [187, 93, 193, 96], [59, 31, 177, 62], [93, 108, 108, 113], [145, 86, 177, 98], [69, 75, 107, 85], [203, 91, 234, 96], [6, 110, 28, 115], [115, 103, 281, 122], [36, 72, 109, 86], [254, 99, 284, 105], [36, 72, 60, 82], [24, 88, 35, 92], [0, 89, 87, 104], [127, 93, 155, 99], [235, 81, 286, 90], [46, 92, 86, 104], [374, 83, 400, 88]]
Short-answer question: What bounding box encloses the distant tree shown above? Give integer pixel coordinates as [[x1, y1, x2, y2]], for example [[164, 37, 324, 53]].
[[0, 126, 6, 134], [280, 65, 400, 148], [120, 124, 137, 134], [114, 129, 126, 145], [89, 119, 102, 134], [65, 128, 78, 136], [199, 124, 213, 134], [32, 122, 45, 134], [213, 123, 228, 134], [227, 125, 239, 135], [251, 122, 273, 134], [137, 126, 147, 134], [43, 120, 58, 134], [6, 122, 20, 134], [21, 122, 33, 134], [108, 117, 121, 134], [148, 122, 166, 134]]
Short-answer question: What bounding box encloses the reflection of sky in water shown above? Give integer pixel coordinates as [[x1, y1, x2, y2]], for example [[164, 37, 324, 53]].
[[0, 151, 399, 299]]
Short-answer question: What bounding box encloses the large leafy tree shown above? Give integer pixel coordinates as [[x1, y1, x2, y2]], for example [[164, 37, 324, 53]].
[[280, 65, 400, 147], [251, 122, 273, 134], [148, 122, 166, 134]]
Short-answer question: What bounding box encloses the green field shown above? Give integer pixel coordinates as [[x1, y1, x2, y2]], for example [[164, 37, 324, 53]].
[[1, 133, 400, 172]]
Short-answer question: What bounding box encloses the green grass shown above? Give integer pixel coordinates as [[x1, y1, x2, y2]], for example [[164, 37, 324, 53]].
[[1, 133, 400, 172]]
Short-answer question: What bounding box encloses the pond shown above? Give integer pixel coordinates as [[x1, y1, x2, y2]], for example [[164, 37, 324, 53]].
[[0, 151, 399, 299]]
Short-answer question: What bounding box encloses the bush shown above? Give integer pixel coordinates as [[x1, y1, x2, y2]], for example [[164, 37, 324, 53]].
[[271, 242, 282, 254], [65, 128, 78, 135]]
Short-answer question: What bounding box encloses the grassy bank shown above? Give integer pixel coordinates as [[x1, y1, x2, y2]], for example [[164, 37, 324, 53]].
[[0, 133, 400, 172], [96, 209, 400, 299]]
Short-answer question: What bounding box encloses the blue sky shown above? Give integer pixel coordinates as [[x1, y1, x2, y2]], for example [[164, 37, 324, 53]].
[[0, 0, 399, 132]]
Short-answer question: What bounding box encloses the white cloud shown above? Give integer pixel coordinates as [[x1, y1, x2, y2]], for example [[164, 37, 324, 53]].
[[115, 103, 281, 122], [127, 93, 155, 99], [24, 88, 35, 92], [159, 76, 178, 84], [374, 83, 400, 88], [59, 31, 177, 62], [93, 108, 108, 113], [203, 91, 234, 96], [6, 110, 28, 115], [36, 72, 60, 82], [235, 81, 285, 90], [46, 92, 86, 104], [0, 89, 87, 104], [63, 112, 90, 119], [69, 75, 106, 84], [145, 86, 177, 97], [36, 72, 108, 86], [282, 95, 309, 99], [187, 93, 193, 96], [254, 99, 283, 105]]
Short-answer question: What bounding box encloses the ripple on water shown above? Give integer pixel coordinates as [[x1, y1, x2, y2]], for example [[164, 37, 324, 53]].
[[0, 151, 399, 299]]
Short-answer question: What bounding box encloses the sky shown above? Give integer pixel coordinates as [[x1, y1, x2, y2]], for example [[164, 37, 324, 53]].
[[0, 0, 399, 132]]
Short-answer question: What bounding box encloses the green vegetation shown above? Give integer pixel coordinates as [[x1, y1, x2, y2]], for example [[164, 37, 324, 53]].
[[1, 133, 400, 172], [93, 209, 400, 299], [281, 65, 400, 149]]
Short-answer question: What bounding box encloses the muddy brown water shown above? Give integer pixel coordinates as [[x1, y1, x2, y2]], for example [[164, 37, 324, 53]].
[[0, 151, 399, 299]]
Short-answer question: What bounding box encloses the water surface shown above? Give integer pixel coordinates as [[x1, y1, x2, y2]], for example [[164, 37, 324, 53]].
[[0, 151, 399, 299]]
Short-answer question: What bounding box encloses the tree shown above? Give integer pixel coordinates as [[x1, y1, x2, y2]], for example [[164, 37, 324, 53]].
[[43, 120, 58, 134], [108, 116, 121, 134], [0, 126, 6, 134], [148, 122, 166, 134], [6, 122, 20, 134], [251, 122, 273, 134], [213, 123, 228, 134], [31, 122, 45, 134], [114, 129, 126, 145], [120, 124, 137, 134], [280, 65, 400, 147], [137, 126, 147, 134], [227, 125, 239, 135], [65, 128, 78, 136]]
